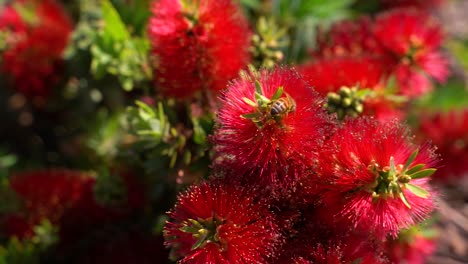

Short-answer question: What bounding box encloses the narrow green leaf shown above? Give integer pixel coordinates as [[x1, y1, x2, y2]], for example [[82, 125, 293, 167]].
[[406, 183, 430, 198], [101, 0, 130, 41], [403, 149, 419, 172], [242, 97, 257, 107], [158, 102, 166, 130], [12, 2, 38, 25], [386, 94, 408, 104], [446, 40, 468, 76], [247, 65, 259, 77], [398, 186, 412, 209], [169, 153, 177, 168], [421, 228, 438, 239], [170, 127, 178, 137], [179, 225, 195, 234], [191, 232, 208, 250], [254, 92, 271, 105], [389, 156, 396, 175], [192, 118, 206, 145], [138, 108, 153, 121], [183, 151, 192, 165], [386, 74, 397, 92], [0, 154, 17, 168], [355, 88, 372, 98], [406, 164, 425, 175], [135, 100, 154, 115], [255, 80, 263, 95], [136, 130, 161, 139], [409, 168, 436, 179], [271, 86, 284, 101], [240, 0, 261, 8], [241, 112, 260, 120], [122, 78, 133, 91], [148, 119, 162, 132]]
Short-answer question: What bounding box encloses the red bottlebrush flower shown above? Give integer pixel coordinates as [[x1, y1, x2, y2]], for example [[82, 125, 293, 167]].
[[374, 9, 442, 57], [277, 223, 387, 264], [373, 9, 449, 96], [415, 51, 450, 84], [3, 169, 93, 239], [381, 0, 445, 10], [314, 17, 385, 59], [2, 168, 147, 247], [393, 63, 433, 97], [298, 56, 388, 95], [389, 235, 436, 264], [299, 56, 406, 121], [363, 96, 406, 122], [301, 240, 385, 264], [417, 109, 468, 181], [57, 169, 148, 247], [164, 180, 280, 264], [93, 169, 148, 210], [385, 224, 437, 264], [148, 0, 251, 98], [0, 0, 73, 98], [213, 68, 330, 187], [316, 118, 439, 238], [313, 9, 449, 97], [67, 229, 168, 264]]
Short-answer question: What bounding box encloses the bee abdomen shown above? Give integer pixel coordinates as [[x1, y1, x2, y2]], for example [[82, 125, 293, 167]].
[[270, 100, 288, 116]]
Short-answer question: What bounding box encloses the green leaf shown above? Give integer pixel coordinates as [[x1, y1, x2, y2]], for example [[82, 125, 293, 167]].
[[135, 100, 154, 114], [254, 92, 271, 105], [271, 86, 284, 100], [255, 80, 263, 95], [409, 169, 436, 179], [192, 117, 207, 145], [406, 164, 425, 175], [191, 231, 208, 250], [423, 79, 468, 111], [447, 40, 468, 74], [406, 184, 430, 198], [12, 2, 38, 25], [157, 102, 166, 130], [278, 0, 353, 19], [385, 94, 408, 104], [170, 127, 178, 137], [111, 0, 152, 35], [169, 152, 177, 168], [403, 149, 418, 172], [122, 78, 134, 91], [240, 0, 261, 9], [355, 88, 373, 98], [241, 112, 261, 120], [101, 0, 130, 41], [386, 75, 398, 93], [420, 227, 438, 239], [243, 97, 257, 107], [398, 186, 412, 209], [0, 154, 17, 168], [138, 107, 154, 121], [183, 151, 192, 165], [147, 119, 162, 133], [389, 156, 396, 175]]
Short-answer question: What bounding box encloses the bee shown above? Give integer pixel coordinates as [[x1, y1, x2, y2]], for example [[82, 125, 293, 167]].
[[270, 94, 296, 116]]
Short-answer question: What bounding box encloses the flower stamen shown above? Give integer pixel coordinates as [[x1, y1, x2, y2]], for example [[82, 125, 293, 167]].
[[367, 149, 436, 208], [180, 215, 226, 250]]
